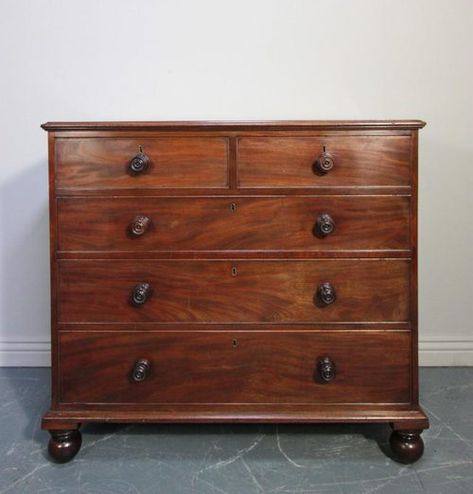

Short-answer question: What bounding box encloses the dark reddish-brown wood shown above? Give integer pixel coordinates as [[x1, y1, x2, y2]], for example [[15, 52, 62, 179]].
[[42, 407, 429, 425], [57, 259, 410, 323], [58, 331, 411, 405], [390, 430, 424, 464], [237, 136, 412, 187], [48, 429, 82, 463], [42, 120, 428, 464], [55, 137, 229, 189], [41, 120, 426, 131], [57, 196, 410, 253]]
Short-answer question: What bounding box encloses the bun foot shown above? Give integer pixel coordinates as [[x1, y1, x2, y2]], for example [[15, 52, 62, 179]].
[[390, 430, 424, 464], [48, 429, 82, 463]]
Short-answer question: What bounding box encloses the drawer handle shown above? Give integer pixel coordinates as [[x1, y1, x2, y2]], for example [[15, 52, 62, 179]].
[[314, 150, 334, 174], [129, 150, 150, 175], [318, 357, 336, 383], [132, 359, 150, 382], [315, 213, 335, 238], [317, 282, 336, 306], [129, 215, 151, 237], [130, 283, 152, 306]]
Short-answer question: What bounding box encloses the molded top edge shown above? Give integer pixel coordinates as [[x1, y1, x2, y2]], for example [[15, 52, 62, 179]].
[[41, 120, 426, 131]]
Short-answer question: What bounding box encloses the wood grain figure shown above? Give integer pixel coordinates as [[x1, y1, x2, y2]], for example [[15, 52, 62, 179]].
[[42, 120, 428, 464]]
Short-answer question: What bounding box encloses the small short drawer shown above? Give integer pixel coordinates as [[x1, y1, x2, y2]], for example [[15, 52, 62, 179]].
[[55, 137, 229, 189], [57, 196, 410, 253], [237, 136, 411, 188], [58, 330, 411, 405], [57, 259, 410, 324]]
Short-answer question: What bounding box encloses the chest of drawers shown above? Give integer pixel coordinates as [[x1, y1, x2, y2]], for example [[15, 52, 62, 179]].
[[41, 120, 428, 464]]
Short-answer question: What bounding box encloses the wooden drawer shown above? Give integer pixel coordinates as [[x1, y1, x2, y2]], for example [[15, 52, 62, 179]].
[[57, 196, 410, 253], [58, 330, 411, 404], [58, 260, 410, 323], [55, 137, 229, 189], [237, 136, 411, 188]]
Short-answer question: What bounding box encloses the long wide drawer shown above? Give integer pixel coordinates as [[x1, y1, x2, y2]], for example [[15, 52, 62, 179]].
[[237, 136, 411, 188], [57, 196, 410, 253], [55, 137, 229, 189], [58, 330, 411, 404], [58, 260, 410, 323]]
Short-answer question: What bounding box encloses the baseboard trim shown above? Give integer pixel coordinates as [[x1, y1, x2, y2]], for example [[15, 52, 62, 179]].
[[0, 341, 51, 367], [418, 340, 473, 366], [1, 339, 472, 367]]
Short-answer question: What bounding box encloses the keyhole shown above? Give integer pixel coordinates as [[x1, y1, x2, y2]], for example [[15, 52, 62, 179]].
[[323, 145, 326, 152], [139, 145, 143, 153], [232, 339, 238, 348], [231, 266, 238, 276], [230, 202, 237, 213]]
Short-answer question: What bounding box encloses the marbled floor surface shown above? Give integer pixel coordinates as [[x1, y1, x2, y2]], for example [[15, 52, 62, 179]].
[[0, 368, 472, 494]]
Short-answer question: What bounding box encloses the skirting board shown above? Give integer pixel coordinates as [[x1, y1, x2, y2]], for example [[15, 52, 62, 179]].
[[1, 340, 472, 367], [0, 341, 51, 367], [418, 340, 473, 366]]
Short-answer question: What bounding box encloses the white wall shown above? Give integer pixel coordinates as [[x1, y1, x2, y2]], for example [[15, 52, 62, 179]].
[[0, 0, 472, 366]]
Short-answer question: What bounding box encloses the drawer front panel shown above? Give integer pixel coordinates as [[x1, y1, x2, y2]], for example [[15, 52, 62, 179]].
[[237, 136, 411, 187], [58, 331, 411, 404], [56, 137, 229, 188], [58, 260, 410, 323], [57, 196, 410, 252]]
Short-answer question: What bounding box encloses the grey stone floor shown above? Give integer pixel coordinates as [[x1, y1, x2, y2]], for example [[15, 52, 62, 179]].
[[0, 368, 472, 494]]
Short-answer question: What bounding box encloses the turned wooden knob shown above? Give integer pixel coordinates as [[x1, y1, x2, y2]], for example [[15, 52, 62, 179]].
[[130, 283, 151, 306], [314, 151, 334, 174], [317, 282, 336, 306], [132, 359, 150, 382], [129, 215, 150, 236], [129, 151, 150, 174], [318, 357, 336, 383], [315, 213, 335, 238]]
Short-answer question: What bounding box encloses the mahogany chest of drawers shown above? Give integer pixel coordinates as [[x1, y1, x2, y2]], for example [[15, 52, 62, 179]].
[[41, 120, 428, 463]]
